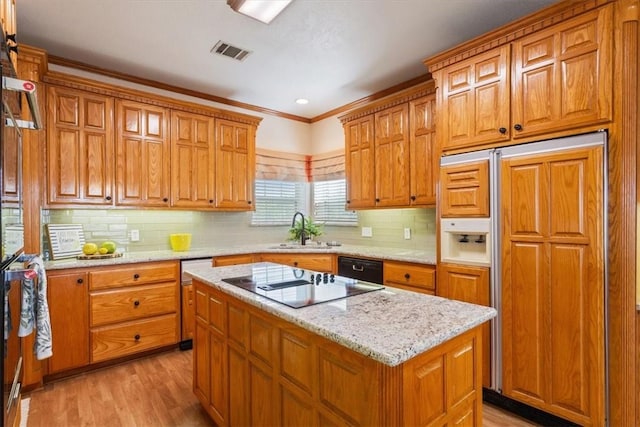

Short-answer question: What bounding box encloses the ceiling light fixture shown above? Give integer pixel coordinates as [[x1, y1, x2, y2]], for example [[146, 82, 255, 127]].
[[295, 98, 309, 105], [227, 0, 293, 24]]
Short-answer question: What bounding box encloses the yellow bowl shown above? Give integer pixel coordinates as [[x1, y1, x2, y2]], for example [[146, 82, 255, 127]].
[[169, 233, 192, 251]]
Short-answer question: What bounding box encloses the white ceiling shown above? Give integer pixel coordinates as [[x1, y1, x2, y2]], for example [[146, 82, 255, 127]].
[[17, 0, 557, 120]]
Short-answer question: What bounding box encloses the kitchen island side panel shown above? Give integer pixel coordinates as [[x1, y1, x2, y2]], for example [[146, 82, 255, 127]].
[[193, 278, 485, 426]]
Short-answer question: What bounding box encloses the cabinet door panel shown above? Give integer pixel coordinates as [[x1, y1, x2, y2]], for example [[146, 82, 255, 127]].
[[439, 46, 510, 151], [215, 119, 255, 210], [116, 100, 170, 207], [170, 112, 215, 208], [512, 7, 612, 138], [47, 86, 114, 205], [344, 116, 375, 209], [501, 146, 604, 425], [48, 272, 90, 373], [409, 95, 437, 206], [375, 104, 410, 207], [440, 160, 489, 217], [438, 263, 490, 388]]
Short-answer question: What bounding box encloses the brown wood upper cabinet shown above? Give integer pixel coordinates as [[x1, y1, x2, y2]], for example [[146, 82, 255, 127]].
[[409, 95, 437, 206], [341, 83, 436, 209], [115, 100, 171, 207], [374, 104, 410, 207], [344, 115, 376, 209], [46, 85, 115, 206], [170, 110, 216, 209], [44, 74, 260, 210], [215, 119, 255, 210], [432, 6, 612, 153]]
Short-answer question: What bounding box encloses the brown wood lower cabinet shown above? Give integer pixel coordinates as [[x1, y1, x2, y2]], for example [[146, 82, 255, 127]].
[[212, 253, 255, 266], [194, 280, 484, 426], [259, 253, 336, 273], [47, 270, 90, 374], [46, 260, 180, 377], [383, 261, 436, 294], [437, 263, 490, 389]]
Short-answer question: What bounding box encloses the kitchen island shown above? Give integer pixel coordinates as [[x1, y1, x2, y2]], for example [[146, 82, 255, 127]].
[[185, 262, 496, 427]]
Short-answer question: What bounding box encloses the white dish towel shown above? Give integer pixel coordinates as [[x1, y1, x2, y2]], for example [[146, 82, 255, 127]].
[[18, 256, 53, 360]]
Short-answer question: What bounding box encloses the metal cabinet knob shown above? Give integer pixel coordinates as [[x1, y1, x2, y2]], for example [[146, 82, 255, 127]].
[[134, 334, 141, 341], [499, 127, 507, 134], [133, 273, 140, 279], [133, 300, 140, 307], [404, 273, 411, 280], [76, 278, 84, 285], [514, 124, 523, 131]]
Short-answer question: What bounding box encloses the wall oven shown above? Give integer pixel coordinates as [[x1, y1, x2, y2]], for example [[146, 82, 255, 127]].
[[0, 19, 42, 427]]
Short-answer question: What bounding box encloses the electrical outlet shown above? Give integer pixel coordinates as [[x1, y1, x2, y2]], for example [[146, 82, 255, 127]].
[[361, 226, 373, 237], [130, 229, 140, 242], [404, 228, 411, 240]]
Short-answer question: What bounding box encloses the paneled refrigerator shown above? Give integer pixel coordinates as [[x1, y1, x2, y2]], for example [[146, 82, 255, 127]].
[[439, 131, 607, 426]]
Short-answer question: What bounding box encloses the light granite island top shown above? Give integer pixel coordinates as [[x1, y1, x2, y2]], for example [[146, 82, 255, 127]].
[[184, 262, 496, 367]]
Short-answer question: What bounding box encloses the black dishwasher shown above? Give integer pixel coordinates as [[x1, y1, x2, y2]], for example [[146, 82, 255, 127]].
[[337, 256, 383, 284]]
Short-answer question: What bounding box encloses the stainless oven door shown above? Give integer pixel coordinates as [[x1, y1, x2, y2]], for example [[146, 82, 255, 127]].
[[2, 256, 24, 427]]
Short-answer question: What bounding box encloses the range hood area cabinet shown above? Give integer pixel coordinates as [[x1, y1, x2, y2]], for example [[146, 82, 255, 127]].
[[45, 76, 260, 210], [428, 5, 612, 154], [340, 82, 437, 209]]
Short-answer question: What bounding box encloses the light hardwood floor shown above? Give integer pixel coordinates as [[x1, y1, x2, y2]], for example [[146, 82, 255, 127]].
[[24, 349, 538, 427]]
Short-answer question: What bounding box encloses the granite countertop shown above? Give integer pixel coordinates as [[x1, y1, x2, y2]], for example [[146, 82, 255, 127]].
[[44, 243, 437, 270], [184, 262, 496, 367]]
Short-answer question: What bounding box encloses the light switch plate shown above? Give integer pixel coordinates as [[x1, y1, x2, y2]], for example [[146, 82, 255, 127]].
[[130, 229, 140, 242], [361, 226, 373, 237], [404, 228, 411, 240]]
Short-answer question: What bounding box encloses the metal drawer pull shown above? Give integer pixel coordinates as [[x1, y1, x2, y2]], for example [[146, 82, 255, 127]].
[[352, 265, 364, 272]]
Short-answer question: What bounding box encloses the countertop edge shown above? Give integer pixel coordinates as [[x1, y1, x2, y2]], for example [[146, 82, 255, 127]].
[[44, 244, 437, 270]]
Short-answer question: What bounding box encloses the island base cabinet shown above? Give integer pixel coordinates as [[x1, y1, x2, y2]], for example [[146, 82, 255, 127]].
[[193, 280, 484, 426]]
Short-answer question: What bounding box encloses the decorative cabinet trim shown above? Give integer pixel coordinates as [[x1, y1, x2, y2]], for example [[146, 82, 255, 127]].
[[338, 81, 435, 123], [424, 0, 613, 72], [43, 71, 262, 126]]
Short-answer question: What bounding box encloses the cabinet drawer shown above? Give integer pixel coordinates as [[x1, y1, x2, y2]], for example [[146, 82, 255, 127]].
[[260, 253, 335, 273], [90, 282, 177, 327], [89, 261, 178, 290], [384, 262, 436, 293], [440, 160, 489, 217], [91, 314, 178, 363]]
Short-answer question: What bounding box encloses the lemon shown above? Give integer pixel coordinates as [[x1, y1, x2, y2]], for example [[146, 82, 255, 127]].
[[82, 243, 98, 255], [98, 247, 109, 255]]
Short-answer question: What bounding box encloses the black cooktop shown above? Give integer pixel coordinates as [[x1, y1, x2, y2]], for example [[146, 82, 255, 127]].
[[222, 264, 384, 308]]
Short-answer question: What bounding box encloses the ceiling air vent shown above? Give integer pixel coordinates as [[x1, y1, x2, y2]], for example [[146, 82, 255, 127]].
[[211, 40, 251, 61]]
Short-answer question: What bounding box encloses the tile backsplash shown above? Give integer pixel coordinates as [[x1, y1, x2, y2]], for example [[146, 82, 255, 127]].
[[43, 208, 436, 254]]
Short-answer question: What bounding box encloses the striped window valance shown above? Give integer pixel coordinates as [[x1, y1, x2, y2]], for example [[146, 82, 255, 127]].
[[309, 149, 345, 182], [256, 148, 345, 182], [256, 149, 309, 182]]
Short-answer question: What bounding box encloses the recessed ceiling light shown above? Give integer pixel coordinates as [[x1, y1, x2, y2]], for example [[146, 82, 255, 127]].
[[227, 0, 293, 25], [295, 98, 309, 105]]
